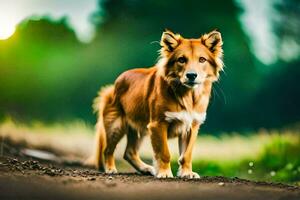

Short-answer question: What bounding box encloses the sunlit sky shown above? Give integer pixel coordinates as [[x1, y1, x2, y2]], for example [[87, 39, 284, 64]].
[[236, 0, 300, 65], [235, 0, 279, 65], [0, 0, 298, 64], [0, 0, 98, 42]]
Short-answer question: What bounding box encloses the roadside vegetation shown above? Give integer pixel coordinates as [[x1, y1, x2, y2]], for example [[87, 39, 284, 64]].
[[1, 119, 299, 185]]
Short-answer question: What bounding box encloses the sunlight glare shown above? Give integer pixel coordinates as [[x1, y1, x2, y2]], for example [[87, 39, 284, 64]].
[[0, 17, 17, 40]]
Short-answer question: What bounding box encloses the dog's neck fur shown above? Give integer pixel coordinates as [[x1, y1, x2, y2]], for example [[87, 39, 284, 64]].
[[160, 75, 212, 112]]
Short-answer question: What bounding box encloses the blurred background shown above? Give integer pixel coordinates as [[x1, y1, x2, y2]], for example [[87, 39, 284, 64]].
[[0, 0, 299, 184]]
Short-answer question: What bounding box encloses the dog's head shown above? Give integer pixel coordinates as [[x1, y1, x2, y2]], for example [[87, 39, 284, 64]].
[[158, 30, 223, 89]]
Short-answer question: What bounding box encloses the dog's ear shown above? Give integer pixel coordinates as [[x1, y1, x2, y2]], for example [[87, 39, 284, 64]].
[[160, 30, 181, 52], [201, 30, 223, 54], [201, 30, 224, 76]]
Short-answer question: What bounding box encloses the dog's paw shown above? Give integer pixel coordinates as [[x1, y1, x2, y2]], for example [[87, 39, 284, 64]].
[[177, 170, 200, 179], [140, 165, 155, 176], [156, 169, 174, 178], [105, 168, 118, 174]]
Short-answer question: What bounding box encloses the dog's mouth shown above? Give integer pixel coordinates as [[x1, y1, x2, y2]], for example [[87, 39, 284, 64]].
[[183, 81, 201, 88]]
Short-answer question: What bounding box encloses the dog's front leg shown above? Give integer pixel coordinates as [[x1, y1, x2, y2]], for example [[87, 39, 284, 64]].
[[148, 121, 173, 178], [177, 123, 200, 179]]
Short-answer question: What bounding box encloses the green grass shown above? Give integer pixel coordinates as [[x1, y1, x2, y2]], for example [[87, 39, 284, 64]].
[[170, 132, 300, 185]]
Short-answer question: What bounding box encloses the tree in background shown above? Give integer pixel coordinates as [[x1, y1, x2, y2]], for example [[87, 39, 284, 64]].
[[0, 0, 299, 133]]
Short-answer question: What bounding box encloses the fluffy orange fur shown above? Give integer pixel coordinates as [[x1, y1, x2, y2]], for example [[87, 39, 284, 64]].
[[86, 29, 224, 178]]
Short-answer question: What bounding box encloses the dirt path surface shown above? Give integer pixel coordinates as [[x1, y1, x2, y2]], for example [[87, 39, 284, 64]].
[[0, 139, 300, 200], [0, 157, 299, 200]]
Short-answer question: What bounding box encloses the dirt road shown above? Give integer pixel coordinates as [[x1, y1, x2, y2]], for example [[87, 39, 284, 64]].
[[0, 155, 299, 200], [0, 138, 299, 200]]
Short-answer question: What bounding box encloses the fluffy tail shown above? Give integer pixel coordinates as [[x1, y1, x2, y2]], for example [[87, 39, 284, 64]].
[[84, 85, 115, 170]]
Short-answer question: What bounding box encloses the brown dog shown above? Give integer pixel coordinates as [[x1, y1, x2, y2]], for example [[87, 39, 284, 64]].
[[87, 30, 224, 178]]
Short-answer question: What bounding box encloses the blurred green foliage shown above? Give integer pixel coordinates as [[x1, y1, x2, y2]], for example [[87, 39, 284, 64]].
[[170, 132, 300, 184], [0, 0, 299, 132]]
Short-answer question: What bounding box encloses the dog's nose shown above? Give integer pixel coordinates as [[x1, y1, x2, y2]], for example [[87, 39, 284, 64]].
[[186, 72, 197, 81]]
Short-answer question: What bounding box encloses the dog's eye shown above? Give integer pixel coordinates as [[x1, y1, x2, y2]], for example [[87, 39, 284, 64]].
[[199, 57, 206, 63], [177, 56, 187, 64]]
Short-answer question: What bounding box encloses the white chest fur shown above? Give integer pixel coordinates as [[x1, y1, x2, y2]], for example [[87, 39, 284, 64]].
[[165, 111, 206, 134]]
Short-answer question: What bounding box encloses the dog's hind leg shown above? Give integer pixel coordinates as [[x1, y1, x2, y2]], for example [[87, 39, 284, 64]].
[[103, 113, 126, 174], [123, 128, 155, 175]]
